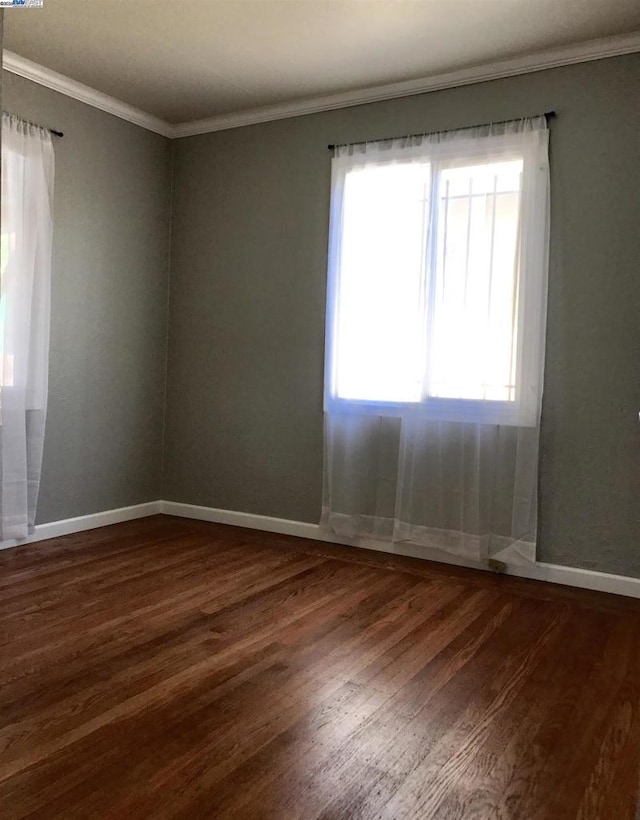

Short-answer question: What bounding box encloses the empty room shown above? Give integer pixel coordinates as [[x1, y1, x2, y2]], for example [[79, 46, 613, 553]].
[[0, 1, 639, 817]]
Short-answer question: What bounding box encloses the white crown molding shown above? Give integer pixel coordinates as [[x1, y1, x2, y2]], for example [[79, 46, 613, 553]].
[[2, 50, 173, 137], [2, 32, 639, 139], [174, 32, 640, 138]]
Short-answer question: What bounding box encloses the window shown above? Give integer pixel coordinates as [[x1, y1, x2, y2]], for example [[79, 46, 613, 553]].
[[324, 120, 549, 427]]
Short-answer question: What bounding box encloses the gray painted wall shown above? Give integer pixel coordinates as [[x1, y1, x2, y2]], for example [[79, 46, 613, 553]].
[[164, 54, 640, 577], [2, 72, 171, 523], [2, 55, 638, 577]]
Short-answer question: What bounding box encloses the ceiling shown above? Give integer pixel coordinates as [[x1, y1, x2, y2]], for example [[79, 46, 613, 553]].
[[4, 0, 640, 126]]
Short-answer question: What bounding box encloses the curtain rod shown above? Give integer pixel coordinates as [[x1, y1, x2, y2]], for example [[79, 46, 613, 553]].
[[3, 112, 63, 138], [327, 110, 555, 151]]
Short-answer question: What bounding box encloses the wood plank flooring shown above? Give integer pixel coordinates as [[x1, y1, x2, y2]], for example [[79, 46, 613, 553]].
[[1, 514, 640, 819]]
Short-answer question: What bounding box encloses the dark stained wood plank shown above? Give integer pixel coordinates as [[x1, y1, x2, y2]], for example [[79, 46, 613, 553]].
[[0, 515, 639, 818]]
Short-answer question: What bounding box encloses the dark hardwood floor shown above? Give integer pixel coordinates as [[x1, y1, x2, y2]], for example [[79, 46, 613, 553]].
[[1, 515, 639, 819]]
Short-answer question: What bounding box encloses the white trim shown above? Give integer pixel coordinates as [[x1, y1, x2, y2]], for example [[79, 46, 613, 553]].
[[159, 501, 324, 541], [160, 501, 640, 600], [3, 33, 640, 139], [0, 501, 163, 552], [172, 33, 640, 137], [1, 498, 638, 599], [2, 51, 173, 137]]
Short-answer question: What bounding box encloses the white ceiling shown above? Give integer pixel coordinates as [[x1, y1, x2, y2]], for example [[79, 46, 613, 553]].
[[4, 0, 640, 126]]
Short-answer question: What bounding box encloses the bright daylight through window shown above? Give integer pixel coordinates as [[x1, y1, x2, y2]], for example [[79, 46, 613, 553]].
[[325, 126, 548, 427]]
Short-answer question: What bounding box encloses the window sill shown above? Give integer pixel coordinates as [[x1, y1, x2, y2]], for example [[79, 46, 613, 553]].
[[324, 396, 537, 428]]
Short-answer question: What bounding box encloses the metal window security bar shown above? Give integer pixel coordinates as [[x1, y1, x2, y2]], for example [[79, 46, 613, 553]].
[[327, 111, 555, 150], [2, 112, 63, 138], [430, 161, 523, 402]]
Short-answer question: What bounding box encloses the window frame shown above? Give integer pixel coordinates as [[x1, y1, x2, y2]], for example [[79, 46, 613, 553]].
[[324, 129, 548, 428]]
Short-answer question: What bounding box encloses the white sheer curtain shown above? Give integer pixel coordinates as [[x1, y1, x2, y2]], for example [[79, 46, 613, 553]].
[[0, 114, 54, 540], [321, 117, 549, 567]]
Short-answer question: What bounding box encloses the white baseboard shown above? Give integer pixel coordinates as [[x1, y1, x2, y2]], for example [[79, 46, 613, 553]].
[[160, 500, 640, 600], [0, 501, 163, 552], [2, 498, 638, 600]]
